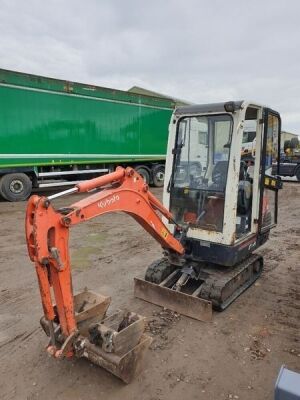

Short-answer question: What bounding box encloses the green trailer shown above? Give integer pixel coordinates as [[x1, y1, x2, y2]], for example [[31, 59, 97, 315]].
[[0, 69, 175, 201]]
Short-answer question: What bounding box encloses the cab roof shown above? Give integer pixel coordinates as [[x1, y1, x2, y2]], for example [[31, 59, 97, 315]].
[[174, 101, 244, 115]]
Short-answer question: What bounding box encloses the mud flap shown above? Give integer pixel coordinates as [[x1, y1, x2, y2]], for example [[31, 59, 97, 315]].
[[134, 278, 212, 322]]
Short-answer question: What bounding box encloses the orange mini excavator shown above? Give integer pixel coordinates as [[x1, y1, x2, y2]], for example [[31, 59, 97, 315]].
[[25, 166, 188, 382], [26, 101, 282, 382]]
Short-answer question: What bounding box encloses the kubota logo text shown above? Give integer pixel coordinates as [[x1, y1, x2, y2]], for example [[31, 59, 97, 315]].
[[98, 195, 120, 208]]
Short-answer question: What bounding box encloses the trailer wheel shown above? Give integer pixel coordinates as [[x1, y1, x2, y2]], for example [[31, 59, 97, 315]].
[[135, 166, 150, 184], [0, 173, 32, 202], [152, 165, 165, 187]]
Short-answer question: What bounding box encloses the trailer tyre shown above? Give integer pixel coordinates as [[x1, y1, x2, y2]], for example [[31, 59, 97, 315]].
[[135, 166, 150, 184], [296, 167, 300, 181], [152, 164, 165, 187], [0, 173, 32, 202]]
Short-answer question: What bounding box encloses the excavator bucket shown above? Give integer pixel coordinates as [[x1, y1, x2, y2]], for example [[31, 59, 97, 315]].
[[74, 294, 153, 383], [40, 290, 152, 383], [134, 278, 213, 322], [82, 332, 152, 384]]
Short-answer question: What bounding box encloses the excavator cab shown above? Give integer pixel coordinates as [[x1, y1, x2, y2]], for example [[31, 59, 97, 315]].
[[135, 101, 282, 315], [165, 101, 281, 262]]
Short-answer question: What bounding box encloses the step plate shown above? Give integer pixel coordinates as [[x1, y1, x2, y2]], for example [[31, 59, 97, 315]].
[[134, 278, 212, 322]]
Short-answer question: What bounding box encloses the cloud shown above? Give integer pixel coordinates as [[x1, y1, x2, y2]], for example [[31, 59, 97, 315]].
[[0, 0, 299, 131]]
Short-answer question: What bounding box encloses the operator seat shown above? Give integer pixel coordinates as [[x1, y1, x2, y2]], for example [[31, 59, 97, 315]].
[[237, 180, 252, 214], [210, 160, 228, 191], [236, 161, 252, 237], [237, 161, 252, 214], [209, 160, 252, 210]]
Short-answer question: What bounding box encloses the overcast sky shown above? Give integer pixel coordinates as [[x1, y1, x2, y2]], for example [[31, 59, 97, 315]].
[[0, 0, 299, 132]]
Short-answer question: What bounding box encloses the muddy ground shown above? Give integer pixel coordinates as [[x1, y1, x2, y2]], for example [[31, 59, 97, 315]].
[[0, 184, 299, 400]]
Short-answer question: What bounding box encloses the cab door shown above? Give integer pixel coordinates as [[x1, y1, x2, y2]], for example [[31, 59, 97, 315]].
[[259, 109, 282, 232]]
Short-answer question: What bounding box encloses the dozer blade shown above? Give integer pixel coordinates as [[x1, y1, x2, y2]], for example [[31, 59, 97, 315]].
[[134, 278, 213, 322]]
